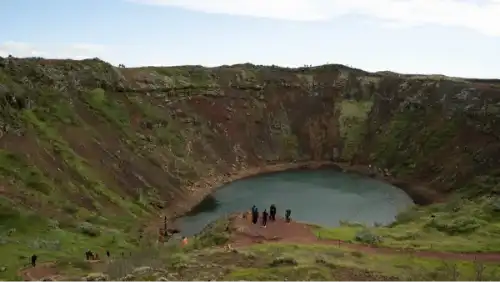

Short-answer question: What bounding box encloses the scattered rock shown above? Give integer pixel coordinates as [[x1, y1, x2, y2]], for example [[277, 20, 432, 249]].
[[119, 274, 135, 281], [315, 256, 337, 268], [38, 277, 56, 282], [132, 266, 152, 274], [7, 228, 16, 236], [315, 256, 327, 264], [156, 277, 168, 281], [83, 272, 109, 281], [166, 228, 180, 234], [269, 256, 298, 267]]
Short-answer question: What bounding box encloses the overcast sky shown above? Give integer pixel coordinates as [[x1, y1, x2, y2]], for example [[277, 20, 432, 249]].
[[1, 0, 498, 78]]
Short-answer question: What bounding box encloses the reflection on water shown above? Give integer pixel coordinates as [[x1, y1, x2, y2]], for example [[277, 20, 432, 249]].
[[184, 195, 219, 216], [176, 169, 414, 237]]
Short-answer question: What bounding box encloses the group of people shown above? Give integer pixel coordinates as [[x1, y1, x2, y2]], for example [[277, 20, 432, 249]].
[[30, 250, 113, 268], [250, 204, 292, 227], [28, 206, 294, 269], [85, 250, 111, 261]]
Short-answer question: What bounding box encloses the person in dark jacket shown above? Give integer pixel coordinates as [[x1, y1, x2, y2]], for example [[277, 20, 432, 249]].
[[251, 205, 258, 224], [285, 209, 291, 223], [31, 254, 37, 267], [262, 209, 269, 227], [270, 204, 277, 221]]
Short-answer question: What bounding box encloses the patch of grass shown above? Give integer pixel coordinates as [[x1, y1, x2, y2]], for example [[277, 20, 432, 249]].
[[312, 223, 363, 242], [83, 88, 131, 133], [0, 149, 53, 195], [0, 209, 138, 280], [31, 87, 81, 125], [78, 222, 101, 237], [22, 110, 103, 200], [336, 99, 373, 160], [314, 196, 500, 253], [226, 265, 334, 281], [187, 216, 231, 250], [245, 243, 500, 280], [21, 108, 149, 217], [149, 66, 217, 87], [371, 107, 462, 177]]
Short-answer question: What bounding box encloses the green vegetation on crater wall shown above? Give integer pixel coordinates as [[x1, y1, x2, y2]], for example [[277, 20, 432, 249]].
[[22, 109, 132, 213], [336, 99, 373, 161], [84, 88, 133, 134], [267, 108, 300, 161], [0, 149, 54, 195], [146, 66, 218, 88], [0, 57, 499, 218], [369, 106, 462, 177]]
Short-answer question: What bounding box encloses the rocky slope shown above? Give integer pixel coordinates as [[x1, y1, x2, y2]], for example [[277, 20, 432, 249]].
[[2, 56, 500, 279], [1, 57, 499, 219]]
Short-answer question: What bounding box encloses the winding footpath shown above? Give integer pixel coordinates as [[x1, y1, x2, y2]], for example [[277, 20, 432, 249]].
[[229, 215, 500, 262]]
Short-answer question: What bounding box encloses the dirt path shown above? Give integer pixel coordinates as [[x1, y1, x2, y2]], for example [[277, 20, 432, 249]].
[[18, 262, 61, 281], [229, 214, 500, 262], [19, 260, 103, 281]]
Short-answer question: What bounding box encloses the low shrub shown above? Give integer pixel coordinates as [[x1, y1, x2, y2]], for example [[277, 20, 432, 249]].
[[354, 229, 382, 244], [78, 222, 101, 237], [425, 215, 486, 235]]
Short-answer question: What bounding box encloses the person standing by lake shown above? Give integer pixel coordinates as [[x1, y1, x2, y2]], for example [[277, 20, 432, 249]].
[[285, 209, 291, 223], [270, 204, 277, 221], [262, 209, 269, 227], [251, 205, 258, 224]]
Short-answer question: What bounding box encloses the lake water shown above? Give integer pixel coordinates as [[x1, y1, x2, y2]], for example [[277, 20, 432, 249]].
[[176, 169, 414, 236]]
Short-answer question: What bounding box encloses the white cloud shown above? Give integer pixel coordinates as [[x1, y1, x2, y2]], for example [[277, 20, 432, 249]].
[[128, 0, 500, 36], [0, 42, 46, 58], [0, 41, 108, 59]]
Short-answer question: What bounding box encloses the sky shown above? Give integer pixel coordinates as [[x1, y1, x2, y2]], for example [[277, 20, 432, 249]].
[[1, 0, 498, 78]]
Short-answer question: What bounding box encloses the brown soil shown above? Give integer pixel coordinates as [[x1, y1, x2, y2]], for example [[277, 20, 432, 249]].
[[19, 260, 103, 281], [228, 213, 500, 262], [18, 262, 60, 281]]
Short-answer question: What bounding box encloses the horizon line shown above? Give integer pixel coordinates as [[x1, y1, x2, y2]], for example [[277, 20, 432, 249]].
[[2, 55, 499, 81]]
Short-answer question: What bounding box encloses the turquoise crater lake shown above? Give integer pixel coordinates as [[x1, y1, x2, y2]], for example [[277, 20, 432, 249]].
[[176, 169, 414, 236]]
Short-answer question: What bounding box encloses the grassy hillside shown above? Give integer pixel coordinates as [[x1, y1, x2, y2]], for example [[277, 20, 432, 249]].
[[48, 217, 500, 281], [1, 56, 500, 280]]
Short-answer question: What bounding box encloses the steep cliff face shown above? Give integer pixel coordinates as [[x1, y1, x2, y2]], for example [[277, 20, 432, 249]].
[[0, 57, 499, 223]]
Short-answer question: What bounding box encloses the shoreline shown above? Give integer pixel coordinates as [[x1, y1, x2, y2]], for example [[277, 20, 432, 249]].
[[162, 161, 444, 223]]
